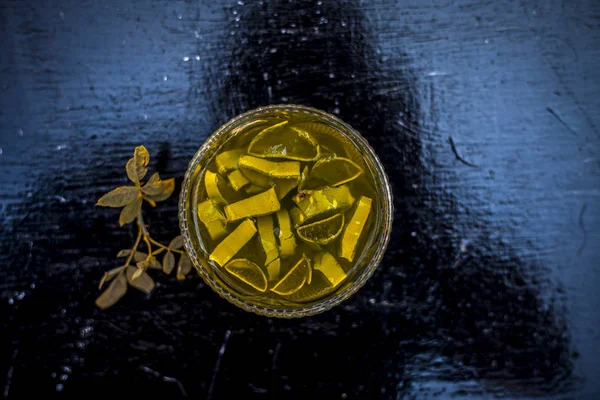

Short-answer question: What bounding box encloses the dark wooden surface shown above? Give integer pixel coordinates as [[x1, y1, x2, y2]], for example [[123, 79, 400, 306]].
[[1, 0, 599, 398]]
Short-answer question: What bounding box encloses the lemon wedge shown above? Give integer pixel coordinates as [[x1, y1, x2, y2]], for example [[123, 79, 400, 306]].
[[297, 213, 344, 245], [248, 122, 319, 161], [224, 259, 268, 292], [271, 254, 311, 295], [304, 157, 363, 189], [340, 196, 372, 261]]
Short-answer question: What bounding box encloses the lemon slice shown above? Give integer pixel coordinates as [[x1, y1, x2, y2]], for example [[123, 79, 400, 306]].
[[205, 171, 228, 206], [297, 213, 344, 245], [248, 122, 319, 161], [227, 169, 250, 191], [209, 219, 257, 267], [223, 187, 280, 222], [215, 149, 245, 175], [314, 251, 347, 287], [305, 157, 363, 188], [340, 196, 372, 261], [271, 254, 311, 295], [224, 259, 268, 292], [292, 185, 355, 219], [197, 200, 228, 240], [276, 209, 296, 258], [257, 215, 279, 265]]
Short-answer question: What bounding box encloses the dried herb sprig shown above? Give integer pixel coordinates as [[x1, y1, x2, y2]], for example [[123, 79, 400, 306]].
[[95, 146, 192, 309]]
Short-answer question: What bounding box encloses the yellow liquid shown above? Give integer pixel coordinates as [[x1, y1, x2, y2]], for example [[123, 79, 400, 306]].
[[194, 109, 379, 308]]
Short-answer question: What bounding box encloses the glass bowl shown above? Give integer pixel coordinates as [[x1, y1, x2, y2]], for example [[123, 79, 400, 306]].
[[179, 104, 393, 318]]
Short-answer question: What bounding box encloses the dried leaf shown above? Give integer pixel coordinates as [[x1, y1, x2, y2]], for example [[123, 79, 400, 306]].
[[143, 197, 156, 207], [148, 256, 162, 270], [119, 197, 142, 226], [99, 266, 126, 289], [146, 172, 160, 186], [116, 249, 131, 258], [169, 235, 184, 250], [136, 260, 148, 269], [97, 186, 139, 208], [131, 268, 143, 280], [177, 253, 192, 280], [145, 178, 175, 202], [163, 251, 175, 275], [126, 158, 140, 184], [134, 146, 150, 181], [126, 266, 155, 294], [134, 252, 148, 262], [142, 174, 166, 195], [95, 273, 128, 309]]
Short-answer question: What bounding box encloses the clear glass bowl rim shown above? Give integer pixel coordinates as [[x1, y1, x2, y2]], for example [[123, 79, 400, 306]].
[[178, 104, 394, 318]]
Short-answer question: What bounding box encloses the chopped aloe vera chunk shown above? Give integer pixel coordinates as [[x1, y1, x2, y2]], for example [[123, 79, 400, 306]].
[[266, 258, 281, 282], [297, 213, 344, 245], [239, 155, 300, 179], [257, 215, 279, 265], [289, 206, 306, 229], [314, 251, 347, 287], [248, 121, 319, 161], [276, 209, 296, 258], [292, 185, 355, 219], [271, 254, 311, 295], [227, 169, 250, 191], [224, 258, 267, 292], [340, 196, 372, 261], [304, 157, 363, 188], [205, 170, 228, 206], [197, 200, 228, 240], [209, 219, 257, 267], [215, 149, 245, 175], [223, 187, 280, 222]]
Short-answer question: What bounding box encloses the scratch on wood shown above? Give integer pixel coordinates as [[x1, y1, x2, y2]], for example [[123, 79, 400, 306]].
[[577, 203, 588, 257], [448, 136, 478, 168], [139, 366, 187, 397], [547, 107, 577, 136], [3, 349, 18, 398], [207, 330, 231, 400], [271, 341, 281, 371]]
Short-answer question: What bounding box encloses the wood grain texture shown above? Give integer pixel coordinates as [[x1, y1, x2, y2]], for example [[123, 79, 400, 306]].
[[1, 0, 599, 398]]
